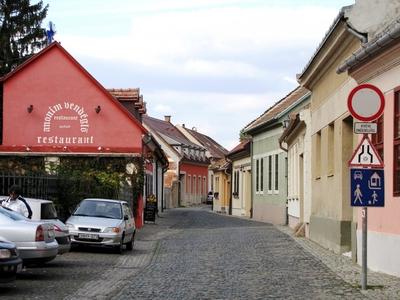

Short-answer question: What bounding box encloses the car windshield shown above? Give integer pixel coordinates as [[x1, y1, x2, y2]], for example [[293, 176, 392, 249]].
[[41, 203, 58, 219], [0, 206, 27, 221], [73, 200, 122, 219]]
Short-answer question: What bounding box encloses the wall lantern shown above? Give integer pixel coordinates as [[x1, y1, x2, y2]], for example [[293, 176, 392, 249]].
[[27, 105, 34, 113], [95, 105, 101, 114]]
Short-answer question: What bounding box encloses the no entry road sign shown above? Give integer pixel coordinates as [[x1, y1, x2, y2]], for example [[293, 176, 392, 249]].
[[347, 84, 385, 122]]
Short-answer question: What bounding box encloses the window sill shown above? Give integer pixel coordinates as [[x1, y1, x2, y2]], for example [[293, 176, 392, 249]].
[[327, 173, 334, 178], [315, 176, 321, 180]]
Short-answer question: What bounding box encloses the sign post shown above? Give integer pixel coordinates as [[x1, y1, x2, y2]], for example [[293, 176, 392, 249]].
[[347, 83, 385, 291]]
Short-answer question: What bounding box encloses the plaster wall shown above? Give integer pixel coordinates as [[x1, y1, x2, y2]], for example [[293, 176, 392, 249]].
[[345, 0, 400, 39], [309, 40, 360, 253], [231, 156, 251, 217], [353, 64, 400, 274], [252, 130, 287, 224]]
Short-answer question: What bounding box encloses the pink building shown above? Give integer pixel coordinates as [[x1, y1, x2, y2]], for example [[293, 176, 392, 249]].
[[338, 20, 400, 276]]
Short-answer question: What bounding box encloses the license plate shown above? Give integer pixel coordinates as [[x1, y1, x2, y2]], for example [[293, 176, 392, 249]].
[[78, 233, 99, 240], [17, 263, 23, 273]]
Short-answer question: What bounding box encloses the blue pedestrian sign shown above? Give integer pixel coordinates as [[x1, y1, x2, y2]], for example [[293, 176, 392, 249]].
[[351, 168, 384, 207]]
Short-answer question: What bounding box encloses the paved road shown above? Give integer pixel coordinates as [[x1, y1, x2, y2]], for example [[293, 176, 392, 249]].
[[115, 208, 363, 300], [0, 207, 364, 299]]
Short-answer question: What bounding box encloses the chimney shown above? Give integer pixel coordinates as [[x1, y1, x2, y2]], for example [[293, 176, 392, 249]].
[[182, 124, 185, 128], [164, 115, 171, 122]]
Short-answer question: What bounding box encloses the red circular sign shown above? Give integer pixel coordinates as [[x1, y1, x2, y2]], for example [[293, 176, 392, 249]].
[[347, 84, 385, 122]]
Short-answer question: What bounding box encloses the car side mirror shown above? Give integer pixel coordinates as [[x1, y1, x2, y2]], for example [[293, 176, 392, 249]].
[[124, 215, 129, 221]]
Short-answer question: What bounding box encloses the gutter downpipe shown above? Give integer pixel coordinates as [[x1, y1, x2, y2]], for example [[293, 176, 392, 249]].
[[279, 136, 289, 226], [224, 160, 232, 215], [250, 140, 254, 219], [346, 24, 368, 44], [155, 160, 159, 215]]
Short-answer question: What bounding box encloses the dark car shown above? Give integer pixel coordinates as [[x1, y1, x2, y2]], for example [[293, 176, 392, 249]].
[[206, 192, 213, 205], [0, 240, 22, 283]]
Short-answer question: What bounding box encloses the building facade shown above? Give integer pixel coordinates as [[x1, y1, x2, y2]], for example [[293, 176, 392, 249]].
[[143, 115, 209, 207], [279, 96, 312, 235], [0, 42, 148, 227], [244, 87, 309, 224], [227, 140, 251, 217], [337, 5, 400, 276]]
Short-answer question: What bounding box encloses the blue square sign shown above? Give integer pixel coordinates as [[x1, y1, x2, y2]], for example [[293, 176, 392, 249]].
[[351, 168, 384, 207]]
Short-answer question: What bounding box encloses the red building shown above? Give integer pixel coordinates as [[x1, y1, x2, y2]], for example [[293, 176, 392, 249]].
[[143, 115, 209, 207], [0, 42, 149, 228]]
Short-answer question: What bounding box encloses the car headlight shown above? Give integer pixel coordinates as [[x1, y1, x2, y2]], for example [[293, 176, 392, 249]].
[[103, 227, 121, 233], [66, 223, 75, 230], [0, 249, 11, 259]]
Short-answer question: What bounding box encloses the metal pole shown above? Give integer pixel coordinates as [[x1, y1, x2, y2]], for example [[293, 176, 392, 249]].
[[361, 206, 367, 290]]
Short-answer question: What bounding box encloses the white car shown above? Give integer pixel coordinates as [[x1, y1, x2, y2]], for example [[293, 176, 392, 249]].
[[0, 207, 58, 265], [25, 198, 71, 255], [66, 198, 136, 253]]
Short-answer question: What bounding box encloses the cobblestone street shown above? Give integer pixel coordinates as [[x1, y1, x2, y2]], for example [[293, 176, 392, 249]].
[[115, 208, 363, 300], [2, 207, 400, 299]]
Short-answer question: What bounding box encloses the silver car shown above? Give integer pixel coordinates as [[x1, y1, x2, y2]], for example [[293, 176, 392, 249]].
[[66, 198, 136, 253], [0, 207, 58, 265], [25, 198, 71, 255]]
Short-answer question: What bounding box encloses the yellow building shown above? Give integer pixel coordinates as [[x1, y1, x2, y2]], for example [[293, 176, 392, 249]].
[[210, 159, 231, 214]]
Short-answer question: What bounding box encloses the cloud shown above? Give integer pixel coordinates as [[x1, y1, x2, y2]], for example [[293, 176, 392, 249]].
[[154, 104, 173, 114], [46, 0, 350, 148], [57, 4, 339, 79], [144, 89, 285, 148]]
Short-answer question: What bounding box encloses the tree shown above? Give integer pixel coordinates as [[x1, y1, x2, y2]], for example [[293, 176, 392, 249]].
[[0, 0, 48, 76]]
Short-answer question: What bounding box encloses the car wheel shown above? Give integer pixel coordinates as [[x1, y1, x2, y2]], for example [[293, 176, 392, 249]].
[[116, 234, 124, 254], [126, 231, 135, 251]]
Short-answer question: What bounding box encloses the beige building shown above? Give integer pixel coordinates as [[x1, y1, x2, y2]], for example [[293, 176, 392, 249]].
[[279, 95, 312, 236], [227, 140, 252, 217], [297, 8, 361, 254], [296, 1, 400, 255]]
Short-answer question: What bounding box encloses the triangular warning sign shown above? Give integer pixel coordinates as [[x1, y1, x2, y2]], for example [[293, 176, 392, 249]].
[[348, 135, 384, 168]]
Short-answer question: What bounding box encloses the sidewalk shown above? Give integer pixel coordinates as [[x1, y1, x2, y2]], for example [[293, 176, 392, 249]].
[[276, 225, 400, 300]]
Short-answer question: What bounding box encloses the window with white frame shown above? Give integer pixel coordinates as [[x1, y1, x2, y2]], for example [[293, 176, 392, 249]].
[[260, 158, 264, 192], [233, 170, 239, 197], [256, 159, 259, 192], [214, 176, 220, 199], [268, 155, 272, 192]]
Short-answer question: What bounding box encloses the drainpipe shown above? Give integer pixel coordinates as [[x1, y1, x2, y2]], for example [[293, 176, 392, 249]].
[[224, 160, 232, 215], [250, 140, 253, 219], [346, 24, 368, 43], [177, 160, 181, 207], [155, 160, 159, 215]]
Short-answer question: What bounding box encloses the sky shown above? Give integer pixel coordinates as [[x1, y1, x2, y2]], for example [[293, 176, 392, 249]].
[[42, 0, 354, 150]]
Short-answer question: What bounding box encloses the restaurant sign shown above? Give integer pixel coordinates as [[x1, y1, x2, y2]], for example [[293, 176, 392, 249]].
[[37, 101, 94, 145]]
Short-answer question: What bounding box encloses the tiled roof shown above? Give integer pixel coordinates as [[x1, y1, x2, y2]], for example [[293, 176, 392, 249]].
[[185, 128, 228, 159], [227, 139, 251, 157], [244, 86, 309, 133], [143, 115, 201, 148], [108, 88, 146, 114], [209, 158, 230, 171], [108, 88, 140, 100], [337, 18, 400, 73]]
